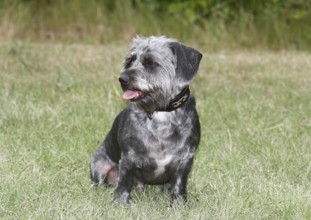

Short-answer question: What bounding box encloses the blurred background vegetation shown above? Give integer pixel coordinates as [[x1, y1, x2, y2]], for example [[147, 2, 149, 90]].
[[0, 0, 310, 50]]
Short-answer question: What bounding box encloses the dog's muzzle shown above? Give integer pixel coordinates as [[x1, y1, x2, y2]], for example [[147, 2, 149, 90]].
[[119, 74, 129, 86], [119, 73, 146, 101]]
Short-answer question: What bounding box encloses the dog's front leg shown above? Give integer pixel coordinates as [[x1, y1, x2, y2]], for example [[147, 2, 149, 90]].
[[113, 156, 134, 205], [170, 157, 194, 205]]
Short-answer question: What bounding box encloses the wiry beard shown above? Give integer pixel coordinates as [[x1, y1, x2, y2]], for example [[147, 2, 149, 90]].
[[136, 90, 169, 116]]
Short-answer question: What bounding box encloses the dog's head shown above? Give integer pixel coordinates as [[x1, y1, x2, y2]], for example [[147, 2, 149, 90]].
[[119, 36, 202, 114]]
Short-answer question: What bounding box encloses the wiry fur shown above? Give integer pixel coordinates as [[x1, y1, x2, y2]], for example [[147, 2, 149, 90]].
[[90, 36, 202, 205]]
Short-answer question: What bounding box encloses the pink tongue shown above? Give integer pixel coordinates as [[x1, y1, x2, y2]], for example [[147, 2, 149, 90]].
[[122, 90, 141, 100]]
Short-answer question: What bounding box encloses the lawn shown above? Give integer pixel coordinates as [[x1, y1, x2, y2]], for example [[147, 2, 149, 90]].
[[0, 42, 310, 219]]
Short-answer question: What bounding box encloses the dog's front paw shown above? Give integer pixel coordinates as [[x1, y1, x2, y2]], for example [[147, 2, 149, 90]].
[[112, 191, 132, 205], [170, 194, 187, 207]]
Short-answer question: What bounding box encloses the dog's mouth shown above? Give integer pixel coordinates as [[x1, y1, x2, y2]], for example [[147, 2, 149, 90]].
[[122, 90, 146, 101]]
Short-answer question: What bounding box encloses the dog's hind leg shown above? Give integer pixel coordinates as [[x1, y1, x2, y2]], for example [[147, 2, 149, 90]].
[[90, 147, 119, 186]]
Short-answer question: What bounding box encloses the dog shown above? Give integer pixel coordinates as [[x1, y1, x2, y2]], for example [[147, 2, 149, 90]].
[[90, 36, 202, 204]]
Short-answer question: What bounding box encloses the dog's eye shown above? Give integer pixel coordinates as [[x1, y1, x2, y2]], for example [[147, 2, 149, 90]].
[[124, 55, 137, 69], [143, 57, 158, 68]]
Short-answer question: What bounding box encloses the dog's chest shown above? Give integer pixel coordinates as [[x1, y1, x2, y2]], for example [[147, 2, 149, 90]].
[[145, 112, 183, 147], [135, 112, 192, 182]]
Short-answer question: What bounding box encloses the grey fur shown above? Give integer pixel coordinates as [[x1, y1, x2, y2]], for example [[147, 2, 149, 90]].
[[90, 36, 202, 204]]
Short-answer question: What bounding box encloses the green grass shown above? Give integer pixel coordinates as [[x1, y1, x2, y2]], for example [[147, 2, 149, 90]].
[[0, 41, 310, 219]]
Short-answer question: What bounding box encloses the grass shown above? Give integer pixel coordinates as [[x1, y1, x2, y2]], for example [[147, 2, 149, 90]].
[[0, 41, 310, 219]]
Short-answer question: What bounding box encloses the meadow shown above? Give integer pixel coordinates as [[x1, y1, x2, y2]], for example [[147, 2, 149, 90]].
[[0, 41, 310, 219]]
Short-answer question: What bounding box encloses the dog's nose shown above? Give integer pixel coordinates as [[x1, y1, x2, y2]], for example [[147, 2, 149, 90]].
[[119, 74, 129, 85]]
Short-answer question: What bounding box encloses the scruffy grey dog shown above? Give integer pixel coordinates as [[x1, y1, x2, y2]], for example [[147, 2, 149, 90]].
[[90, 36, 202, 204]]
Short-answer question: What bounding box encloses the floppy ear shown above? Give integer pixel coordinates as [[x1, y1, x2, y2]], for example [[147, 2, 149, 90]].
[[170, 42, 203, 82]]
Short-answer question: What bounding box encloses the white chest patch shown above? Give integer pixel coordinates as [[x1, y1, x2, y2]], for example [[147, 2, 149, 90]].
[[153, 112, 170, 122], [154, 154, 173, 177]]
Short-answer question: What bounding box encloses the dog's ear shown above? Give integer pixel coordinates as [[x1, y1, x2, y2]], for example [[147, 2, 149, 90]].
[[169, 42, 202, 82]]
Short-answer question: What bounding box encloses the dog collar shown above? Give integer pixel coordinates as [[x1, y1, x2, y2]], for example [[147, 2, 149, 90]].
[[157, 86, 190, 112]]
